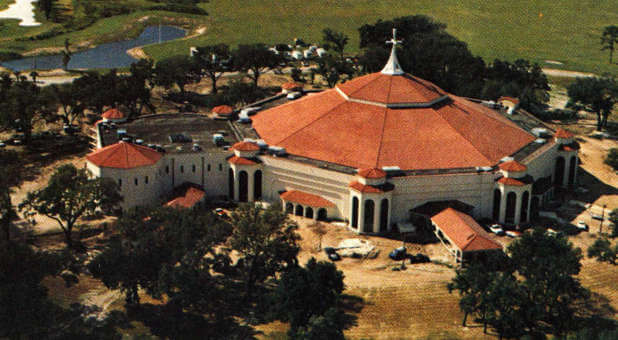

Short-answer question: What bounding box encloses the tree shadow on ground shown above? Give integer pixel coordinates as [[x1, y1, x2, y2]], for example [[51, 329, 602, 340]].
[[339, 293, 365, 330], [128, 303, 261, 340]]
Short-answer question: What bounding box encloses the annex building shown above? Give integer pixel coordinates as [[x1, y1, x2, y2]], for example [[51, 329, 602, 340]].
[[85, 32, 579, 255]]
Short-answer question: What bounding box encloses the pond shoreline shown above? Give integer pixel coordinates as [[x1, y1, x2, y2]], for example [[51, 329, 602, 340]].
[[1, 24, 188, 72]]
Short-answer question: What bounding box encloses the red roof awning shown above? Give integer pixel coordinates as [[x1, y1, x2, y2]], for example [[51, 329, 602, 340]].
[[280, 190, 334, 208], [431, 208, 502, 252]]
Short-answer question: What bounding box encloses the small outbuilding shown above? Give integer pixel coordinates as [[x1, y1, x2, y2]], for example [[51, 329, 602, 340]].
[[431, 207, 502, 264], [212, 105, 234, 120]]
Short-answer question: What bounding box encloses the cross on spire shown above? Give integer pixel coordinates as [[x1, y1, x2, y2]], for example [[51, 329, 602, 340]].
[[381, 28, 405, 75]]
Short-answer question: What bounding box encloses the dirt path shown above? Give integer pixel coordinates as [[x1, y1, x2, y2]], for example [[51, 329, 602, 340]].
[[542, 68, 595, 78]]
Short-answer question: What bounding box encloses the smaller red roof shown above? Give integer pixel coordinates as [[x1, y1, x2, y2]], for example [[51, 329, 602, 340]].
[[228, 156, 257, 165], [165, 185, 205, 209], [357, 168, 387, 179], [499, 160, 527, 172], [280, 190, 335, 207], [497, 177, 526, 186], [559, 145, 577, 152], [102, 108, 125, 119], [282, 82, 303, 90], [349, 181, 384, 193], [232, 141, 260, 152], [431, 208, 502, 252], [212, 105, 234, 115], [554, 128, 574, 139], [498, 96, 520, 104], [86, 142, 162, 169]]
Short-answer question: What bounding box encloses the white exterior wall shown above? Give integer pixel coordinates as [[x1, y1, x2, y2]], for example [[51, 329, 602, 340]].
[[389, 172, 497, 224], [260, 156, 354, 220], [163, 152, 230, 197], [87, 161, 166, 209], [523, 141, 560, 181]]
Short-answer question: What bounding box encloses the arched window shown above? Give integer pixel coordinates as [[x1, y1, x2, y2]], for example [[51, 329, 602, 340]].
[[554, 157, 565, 186], [364, 200, 375, 233], [285, 202, 294, 214], [295, 205, 304, 216], [505, 192, 517, 224], [317, 208, 327, 221], [351, 197, 359, 229], [380, 199, 389, 232], [228, 169, 234, 199], [305, 207, 314, 219], [568, 156, 576, 186], [254, 170, 262, 200], [520, 191, 530, 223], [493, 189, 501, 221], [238, 171, 248, 202]]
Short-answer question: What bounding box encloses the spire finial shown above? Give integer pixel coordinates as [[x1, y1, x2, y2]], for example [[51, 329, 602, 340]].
[[381, 28, 405, 75]]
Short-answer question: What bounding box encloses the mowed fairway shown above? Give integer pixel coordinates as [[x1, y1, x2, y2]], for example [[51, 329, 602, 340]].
[[144, 0, 618, 74]]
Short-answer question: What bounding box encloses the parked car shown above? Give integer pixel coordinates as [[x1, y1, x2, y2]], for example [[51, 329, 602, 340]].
[[389, 246, 407, 261], [409, 253, 430, 264], [286, 91, 302, 100], [546, 228, 563, 237], [576, 220, 588, 231], [489, 224, 505, 236], [506, 230, 522, 238], [591, 213, 604, 221], [324, 247, 340, 261]]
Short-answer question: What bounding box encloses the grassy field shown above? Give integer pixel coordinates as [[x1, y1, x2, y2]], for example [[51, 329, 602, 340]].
[[1, 1, 617, 74]]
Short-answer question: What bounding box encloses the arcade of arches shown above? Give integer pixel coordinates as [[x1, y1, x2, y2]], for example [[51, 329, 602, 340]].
[[350, 196, 390, 233]]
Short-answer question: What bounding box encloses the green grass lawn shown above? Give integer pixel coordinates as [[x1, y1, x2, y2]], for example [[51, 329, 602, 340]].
[[1, 0, 617, 74]]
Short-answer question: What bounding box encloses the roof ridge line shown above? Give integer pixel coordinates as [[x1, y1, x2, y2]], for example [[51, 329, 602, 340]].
[[341, 73, 382, 98], [453, 97, 529, 132], [275, 99, 350, 146], [432, 107, 494, 165], [374, 77, 393, 168]]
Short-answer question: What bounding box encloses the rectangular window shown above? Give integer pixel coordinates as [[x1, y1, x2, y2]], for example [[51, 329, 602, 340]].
[[118, 179, 122, 188], [207, 164, 211, 171], [145, 176, 149, 184], [165, 166, 169, 174], [180, 165, 184, 173], [219, 163, 222, 171], [134, 178, 138, 186], [192, 164, 196, 173]]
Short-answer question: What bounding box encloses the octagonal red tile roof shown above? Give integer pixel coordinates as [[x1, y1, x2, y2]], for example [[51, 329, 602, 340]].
[[252, 72, 536, 171], [102, 108, 125, 119], [554, 128, 574, 139], [498, 160, 527, 172], [212, 105, 234, 115], [86, 141, 162, 169], [497, 177, 526, 186], [357, 168, 387, 179], [232, 141, 260, 152], [228, 156, 257, 165]]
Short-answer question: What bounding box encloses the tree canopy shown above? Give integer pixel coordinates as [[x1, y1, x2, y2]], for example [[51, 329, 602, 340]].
[[20, 164, 122, 248], [567, 76, 618, 130], [228, 203, 300, 300], [232, 44, 282, 87], [449, 228, 590, 338], [193, 44, 231, 94]]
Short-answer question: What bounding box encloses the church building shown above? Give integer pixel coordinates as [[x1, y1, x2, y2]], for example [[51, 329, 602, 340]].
[[85, 30, 579, 240]]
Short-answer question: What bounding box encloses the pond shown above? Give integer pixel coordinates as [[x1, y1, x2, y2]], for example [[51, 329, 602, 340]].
[[1, 25, 186, 71], [0, 0, 40, 27]]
